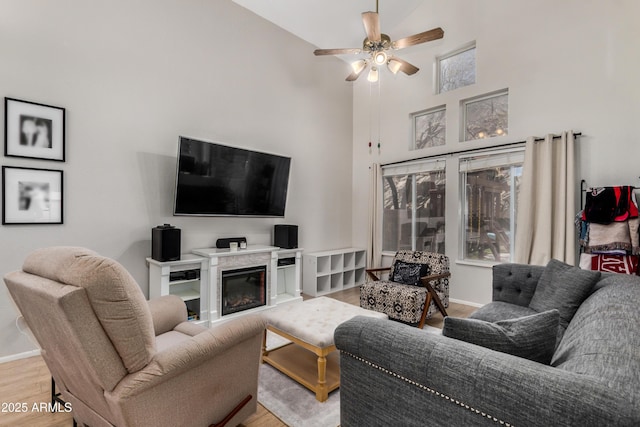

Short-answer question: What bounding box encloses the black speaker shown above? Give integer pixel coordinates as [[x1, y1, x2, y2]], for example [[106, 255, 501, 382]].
[[216, 237, 247, 249], [274, 225, 298, 249], [152, 224, 181, 262]]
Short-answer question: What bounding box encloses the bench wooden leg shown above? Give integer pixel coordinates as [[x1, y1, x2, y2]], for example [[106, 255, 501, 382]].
[[316, 354, 328, 402]]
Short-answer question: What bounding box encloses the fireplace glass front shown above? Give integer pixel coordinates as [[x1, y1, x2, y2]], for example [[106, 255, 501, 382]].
[[221, 265, 267, 316]]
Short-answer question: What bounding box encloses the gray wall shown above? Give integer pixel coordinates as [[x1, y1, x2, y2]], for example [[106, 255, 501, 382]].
[[0, 0, 353, 359]]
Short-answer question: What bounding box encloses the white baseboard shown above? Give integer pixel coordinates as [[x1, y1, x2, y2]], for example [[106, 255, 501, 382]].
[[0, 349, 40, 364], [450, 298, 484, 308]]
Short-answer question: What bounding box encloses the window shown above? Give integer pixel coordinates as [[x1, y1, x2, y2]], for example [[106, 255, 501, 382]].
[[462, 90, 509, 141], [437, 43, 476, 94], [460, 150, 524, 263], [411, 106, 446, 150], [382, 160, 446, 254]]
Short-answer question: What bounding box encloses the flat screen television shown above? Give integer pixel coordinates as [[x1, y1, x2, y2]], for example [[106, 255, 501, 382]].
[[173, 137, 291, 217]]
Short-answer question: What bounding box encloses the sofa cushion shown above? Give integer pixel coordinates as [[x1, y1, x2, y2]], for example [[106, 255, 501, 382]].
[[528, 259, 600, 330], [442, 309, 560, 364], [390, 260, 430, 286], [551, 279, 640, 396], [468, 301, 537, 322]]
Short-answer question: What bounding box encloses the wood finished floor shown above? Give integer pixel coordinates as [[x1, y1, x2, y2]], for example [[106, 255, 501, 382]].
[[0, 287, 475, 427]]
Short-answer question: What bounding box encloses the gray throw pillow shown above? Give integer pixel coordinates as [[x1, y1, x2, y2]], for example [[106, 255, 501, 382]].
[[528, 259, 600, 330], [442, 309, 560, 364]]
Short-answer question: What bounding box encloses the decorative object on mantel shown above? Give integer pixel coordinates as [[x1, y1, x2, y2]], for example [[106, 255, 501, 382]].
[[313, 0, 444, 82], [4, 97, 65, 161], [2, 166, 63, 225]]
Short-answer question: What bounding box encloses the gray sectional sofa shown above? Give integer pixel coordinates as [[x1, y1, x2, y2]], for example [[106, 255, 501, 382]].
[[335, 261, 640, 426]]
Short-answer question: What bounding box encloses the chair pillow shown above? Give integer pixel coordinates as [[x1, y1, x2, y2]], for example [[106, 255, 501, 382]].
[[528, 259, 600, 330], [442, 309, 560, 364], [390, 261, 430, 286]]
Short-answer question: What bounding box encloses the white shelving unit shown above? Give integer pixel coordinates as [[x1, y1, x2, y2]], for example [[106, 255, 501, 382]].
[[147, 254, 209, 326], [275, 248, 304, 305], [303, 248, 367, 297]]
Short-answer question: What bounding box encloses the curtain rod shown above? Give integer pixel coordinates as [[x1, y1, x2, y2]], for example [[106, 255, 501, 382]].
[[381, 132, 582, 167]]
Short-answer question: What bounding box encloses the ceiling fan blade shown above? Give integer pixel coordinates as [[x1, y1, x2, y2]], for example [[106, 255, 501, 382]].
[[392, 27, 444, 50], [362, 11, 381, 42], [314, 48, 362, 56], [346, 69, 364, 81], [389, 56, 419, 75]]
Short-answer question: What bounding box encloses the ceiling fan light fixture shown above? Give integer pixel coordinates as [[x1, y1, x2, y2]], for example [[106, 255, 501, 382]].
[[367, 67, 379, 82], [351, 59, 367, 74], [373, 51, 387, 66], [387, 59, 402, 74]]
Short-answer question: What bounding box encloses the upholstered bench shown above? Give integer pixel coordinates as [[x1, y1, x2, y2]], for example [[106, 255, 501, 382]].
[[262, 297, 387, 401]]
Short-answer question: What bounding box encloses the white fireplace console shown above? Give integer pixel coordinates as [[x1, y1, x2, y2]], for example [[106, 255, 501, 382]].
[[148, 245, 303, 327]]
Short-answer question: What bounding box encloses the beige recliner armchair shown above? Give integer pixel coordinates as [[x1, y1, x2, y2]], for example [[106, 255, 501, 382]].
[[4, 246, 265, 427]]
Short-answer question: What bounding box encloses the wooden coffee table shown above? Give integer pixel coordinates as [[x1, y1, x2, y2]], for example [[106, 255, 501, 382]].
[[262, 297, 387, 402]]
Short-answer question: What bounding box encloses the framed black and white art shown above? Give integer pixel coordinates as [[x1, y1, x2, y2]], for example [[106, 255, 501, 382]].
[[2, 166, 63, 225], [4, 97, 65, 161]]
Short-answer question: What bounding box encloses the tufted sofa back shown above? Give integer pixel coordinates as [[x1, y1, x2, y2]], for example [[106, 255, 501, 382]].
[[491, 263, 545, 307]]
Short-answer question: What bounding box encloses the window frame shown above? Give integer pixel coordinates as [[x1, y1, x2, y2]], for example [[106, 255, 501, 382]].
[[460, 89, 509, 142], [435, 41, 476, 94], [381, 158, 446, 255], [410, 105, 446, 150], [458, 148, 524, 264]]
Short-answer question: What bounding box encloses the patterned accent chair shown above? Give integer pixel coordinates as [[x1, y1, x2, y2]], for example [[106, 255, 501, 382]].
[[360, 250, 450, 328]]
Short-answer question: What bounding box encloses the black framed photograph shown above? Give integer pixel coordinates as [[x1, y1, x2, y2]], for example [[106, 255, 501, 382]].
[[4, 97, 65, 161], [2, 166, 63, 225]]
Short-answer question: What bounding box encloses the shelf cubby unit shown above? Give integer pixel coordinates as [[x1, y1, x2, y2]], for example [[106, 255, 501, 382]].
[[147, 254, 209, 325], [303, 248, 367, 297], [330, 254, 343, 273]]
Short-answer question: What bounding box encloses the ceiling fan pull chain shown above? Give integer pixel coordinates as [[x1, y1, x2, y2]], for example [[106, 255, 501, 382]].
[[378, 77, 382, 154], [369, 81, 373, 154]]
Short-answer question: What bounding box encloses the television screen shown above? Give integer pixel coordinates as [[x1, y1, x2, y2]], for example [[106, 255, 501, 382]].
[[173, 137, 291, 217]]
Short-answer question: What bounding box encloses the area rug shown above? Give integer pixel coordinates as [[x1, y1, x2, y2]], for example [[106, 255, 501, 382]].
[[258, 363, 340, 427], [258, 326, 441, 426], [259, 332, 340, 427]]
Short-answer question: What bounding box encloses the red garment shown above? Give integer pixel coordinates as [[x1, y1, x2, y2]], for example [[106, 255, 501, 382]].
[[582, 186, 638, 224], [591, 254, 639, 275]]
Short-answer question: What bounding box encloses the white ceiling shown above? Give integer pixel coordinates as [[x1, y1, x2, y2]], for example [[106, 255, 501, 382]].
[[232, 0, 426, 52]]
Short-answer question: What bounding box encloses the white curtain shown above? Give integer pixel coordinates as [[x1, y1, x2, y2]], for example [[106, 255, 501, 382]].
[[367, 163, 382, 269], [514, 131, 576, 265]]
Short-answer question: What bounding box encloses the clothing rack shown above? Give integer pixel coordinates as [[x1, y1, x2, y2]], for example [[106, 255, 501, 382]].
[[580, 179, 588, 210], [382, 132, 582, 167], [580, 180, 639, 210]]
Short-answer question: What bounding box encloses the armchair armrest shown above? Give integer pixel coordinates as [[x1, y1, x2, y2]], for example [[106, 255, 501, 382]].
[[366, 267, 390, 281], [335, 317, 638, 426], [147, 295, 187, 336], [109, 314, 266, 397], [106, 314, 267, 427], [419, 272, 451, 284]]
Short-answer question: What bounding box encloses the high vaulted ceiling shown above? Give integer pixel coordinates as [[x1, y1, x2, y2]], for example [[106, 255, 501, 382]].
[[232, 0, 426, 55]]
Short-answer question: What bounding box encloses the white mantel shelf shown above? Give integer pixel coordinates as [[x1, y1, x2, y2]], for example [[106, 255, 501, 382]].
[[192, 245, 279, 258]]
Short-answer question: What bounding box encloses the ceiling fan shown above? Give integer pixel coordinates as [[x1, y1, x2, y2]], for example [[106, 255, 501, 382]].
[[313, 1, 444, 82]]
